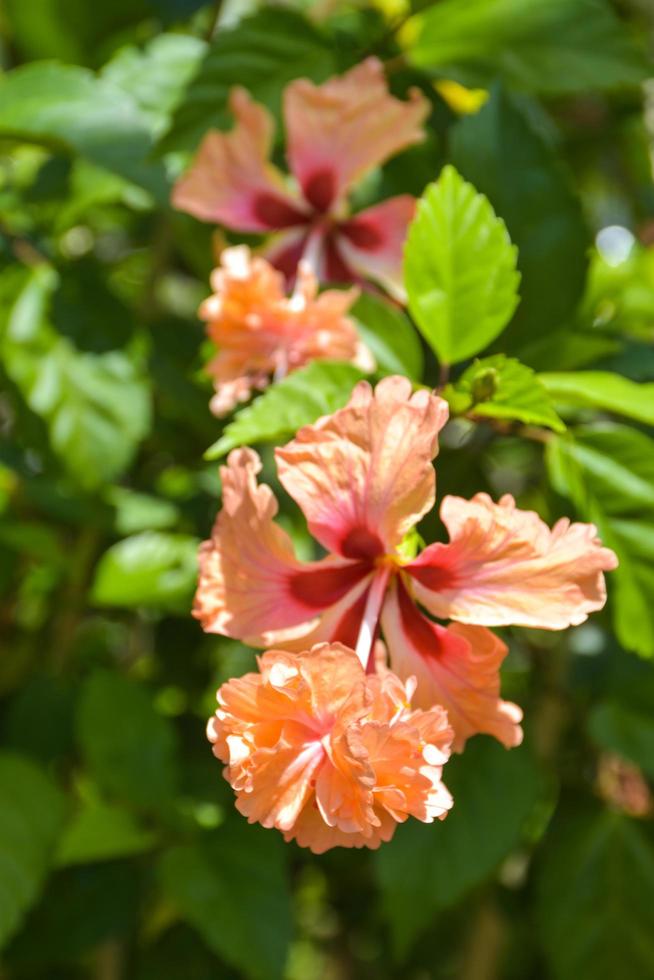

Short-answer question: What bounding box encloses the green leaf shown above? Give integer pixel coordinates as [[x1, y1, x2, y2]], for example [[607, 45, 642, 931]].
[[444, 355, 566, 432], [160, 9, 335, 154], [404, 165, 520, 365], [538, 809, 654, 980], [450, 88, 588, 350], [205, 361, 366, 460], [539, 371, 654, 426], [76, 670, 179, 810], [104, 487, 180, 536], [546, 424, 654, 656], [100, 34, 207, 138], [352, 292, 423, 382], [159, 820, 291, 980], [410, 0, 648, 95], [0, 62, 167, 198], [375, 739, 543, 957], [90, 531, 199, 612], [588, 702, 654, 780], [0, 752, 66, 950], [56, 799, 157, 867], [1, 266, 151, 491]]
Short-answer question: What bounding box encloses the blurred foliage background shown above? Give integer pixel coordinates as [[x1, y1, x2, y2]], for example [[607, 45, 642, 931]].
[[1, 1, 654, 978]]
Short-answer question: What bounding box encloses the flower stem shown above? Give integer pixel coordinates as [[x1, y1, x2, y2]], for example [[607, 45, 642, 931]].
[[355, 566, 391, 672]]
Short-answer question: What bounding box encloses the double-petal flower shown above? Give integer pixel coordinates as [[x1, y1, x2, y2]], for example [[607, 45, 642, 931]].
[[195, 377, 617, 750], [172, 58, 429, 297], [199, 245, 369, 416]]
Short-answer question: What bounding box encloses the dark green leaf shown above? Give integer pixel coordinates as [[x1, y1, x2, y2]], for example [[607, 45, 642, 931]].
[[77, 670, 179, 809], [546, 424, 654, 656], [588, 702, 654, 780], [159, 820, 291, 980], [451, 88, 588, 350], [410, 0, 647, 94], [404, 165, 520, 365], [56, 800, 157, 867], [444, 355, 566, 432], [160, 9, 335, 154], [0, 753, 66, 949], [352, 292, 423, 381], [375, 739, 543, 957], [205, 360, 366, 460], [90, 532, 199, 611], [538, 809, 654, 980], [539, 371, 654, 426]]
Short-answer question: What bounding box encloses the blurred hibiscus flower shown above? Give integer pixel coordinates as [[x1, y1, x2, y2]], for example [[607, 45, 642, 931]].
[[207, 643, 453, 852], [199, 245, 370, 416], [195, 377, 617, 750], [173, 58, 429, 298]]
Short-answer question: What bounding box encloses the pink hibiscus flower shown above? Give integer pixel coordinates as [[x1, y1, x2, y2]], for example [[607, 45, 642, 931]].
[[172, 58, 429, 298], [208, 642, 453, 853], [194, 377, 618, 751]]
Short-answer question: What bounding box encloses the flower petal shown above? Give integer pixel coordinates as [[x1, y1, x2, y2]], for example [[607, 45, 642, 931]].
[[337, 195, 417, 300], [172, 88, 308, 231], [381, 577, 523, 750], [406, 493, 619, 629], [193, 448, 370, 641], [275, 376, 449, 557], [284, 58, 429, 211]]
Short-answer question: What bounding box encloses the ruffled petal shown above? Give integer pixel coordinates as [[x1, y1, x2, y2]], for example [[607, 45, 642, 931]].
[[284, 58, 429, 211], [193, 448, 370, 641], [406, 493, 619, 629], [172, 88, 308, 231], [381, 577, 523, 750], [275, 376, 449, 558], [337, 195, 417, 300]]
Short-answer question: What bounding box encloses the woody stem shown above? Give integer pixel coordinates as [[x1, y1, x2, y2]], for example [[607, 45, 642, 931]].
[[355, 566, 391, 672]]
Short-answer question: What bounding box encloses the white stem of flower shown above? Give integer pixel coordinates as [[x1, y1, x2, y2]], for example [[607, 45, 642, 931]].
[[355, 566, 391, 672]]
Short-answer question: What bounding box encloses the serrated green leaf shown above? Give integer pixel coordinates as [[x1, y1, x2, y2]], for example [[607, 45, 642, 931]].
[[444, 355, 566, 432], [375, 739, 543, 957], [546, 425, 654, 656], [538, 809, 654, 980], [404, 165, 520, 365], [539, 371, 654, 426], [205, 361, 366, 460], [410, 0, 648, 95], [160, 9, 335, 154], [450, 88, 588, 350], [77, 670, 179, 810], [352, 292, 423, 382], [0, 62, 167, 198], [159, 820, 291, 980], [90, 532, 199, 611], [1, 266, 151, 491], [0, 753, 66, 950], [588, 702, 654, 780]]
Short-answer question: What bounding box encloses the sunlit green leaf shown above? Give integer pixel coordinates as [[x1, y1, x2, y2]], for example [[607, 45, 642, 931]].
[[546, 424, 654, 656], [410, 0, 647, 94], [205, 360, 366, 460], [444, 355, 565, 432], [539, 371, 654, 426], [56, 799, 157, 867], [404, 165, 520, 365], [90, 532, 199, 611]]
